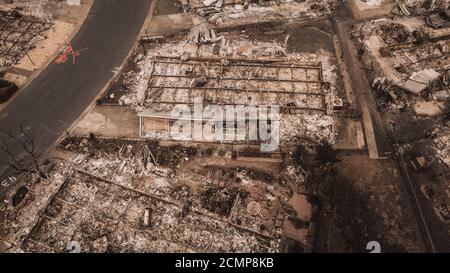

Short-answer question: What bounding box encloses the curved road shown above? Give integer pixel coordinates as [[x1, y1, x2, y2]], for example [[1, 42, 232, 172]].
[[0, 0, 152, 184]]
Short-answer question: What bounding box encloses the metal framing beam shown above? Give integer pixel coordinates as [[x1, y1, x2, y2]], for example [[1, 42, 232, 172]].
[[147, 85, 325, 96], [151, 100, 326, 112], [151, 73, 325, 84], [153, 58, 322, 70], [146, 55, 327, 111]]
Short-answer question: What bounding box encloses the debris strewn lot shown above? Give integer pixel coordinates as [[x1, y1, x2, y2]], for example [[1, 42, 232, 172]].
[[183, 0, 337, 27], [104, 25, 339, 148], [0, 137, 311, 253], [350, 0, 450, 251], [1, 0, 442, 253]]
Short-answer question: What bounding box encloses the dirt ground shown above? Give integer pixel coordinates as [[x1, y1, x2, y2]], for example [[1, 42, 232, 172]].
[[336, 154, 423, 250], [307, 152, 424, 252], [71, 106, 140, 138]]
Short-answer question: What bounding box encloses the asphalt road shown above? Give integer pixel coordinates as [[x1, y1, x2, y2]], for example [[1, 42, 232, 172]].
[[0, 0, 151, 188]]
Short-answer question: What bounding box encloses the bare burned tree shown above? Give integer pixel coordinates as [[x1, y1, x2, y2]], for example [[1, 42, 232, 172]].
[[0, 125, 47, 179]]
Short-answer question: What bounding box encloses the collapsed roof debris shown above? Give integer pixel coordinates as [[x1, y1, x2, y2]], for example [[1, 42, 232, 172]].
[[426, 6, 450, 28], [352, 17, 450, 111], [0, 138, 312, 253], [0, 0, 55, 19], [399, 68, 442, 95], [186, 23, 222, 44], [3, 0, 427, 254]]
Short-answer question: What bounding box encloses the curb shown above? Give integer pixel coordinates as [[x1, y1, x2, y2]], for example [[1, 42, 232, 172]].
[[46, 0, 159, 157]]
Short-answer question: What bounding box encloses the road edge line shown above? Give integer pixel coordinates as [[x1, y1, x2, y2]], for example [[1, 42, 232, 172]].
[[44, 0, 158, 158]]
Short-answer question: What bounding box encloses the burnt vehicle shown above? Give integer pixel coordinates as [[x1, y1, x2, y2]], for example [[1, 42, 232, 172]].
[[426, 8, 450, 29], [0, 78, 18, 103]]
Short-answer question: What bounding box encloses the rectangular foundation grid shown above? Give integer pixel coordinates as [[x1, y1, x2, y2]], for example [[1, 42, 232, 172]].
[[147, 55, 328, 113]]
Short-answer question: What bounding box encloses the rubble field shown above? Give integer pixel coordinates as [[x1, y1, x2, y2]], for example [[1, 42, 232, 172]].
[[347, 0, 449, 20], [351, 0, 450, 251], [180, 0, 337, 28], [352, 13, 450, 165], [354, 17, 450, 85], [101, 24, 339, 148], [0, 137, 312, 253]]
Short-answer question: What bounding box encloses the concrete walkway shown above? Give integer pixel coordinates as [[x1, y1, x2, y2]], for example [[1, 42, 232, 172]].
[[336, 19, 392, 159]]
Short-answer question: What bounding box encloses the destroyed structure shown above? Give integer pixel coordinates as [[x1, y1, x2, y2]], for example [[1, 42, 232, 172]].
[[352, 11, 450, 162], [182, 0, 337, 27], [1, 0, 450, 253], [1, 0, 330, 253], [108, 33, 338, 147], [0, 138, 311, 253]]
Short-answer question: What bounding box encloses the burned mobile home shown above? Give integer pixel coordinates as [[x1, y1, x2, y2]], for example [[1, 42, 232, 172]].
[[102, 24, 339, 149], [131, 53, 336, 147]]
